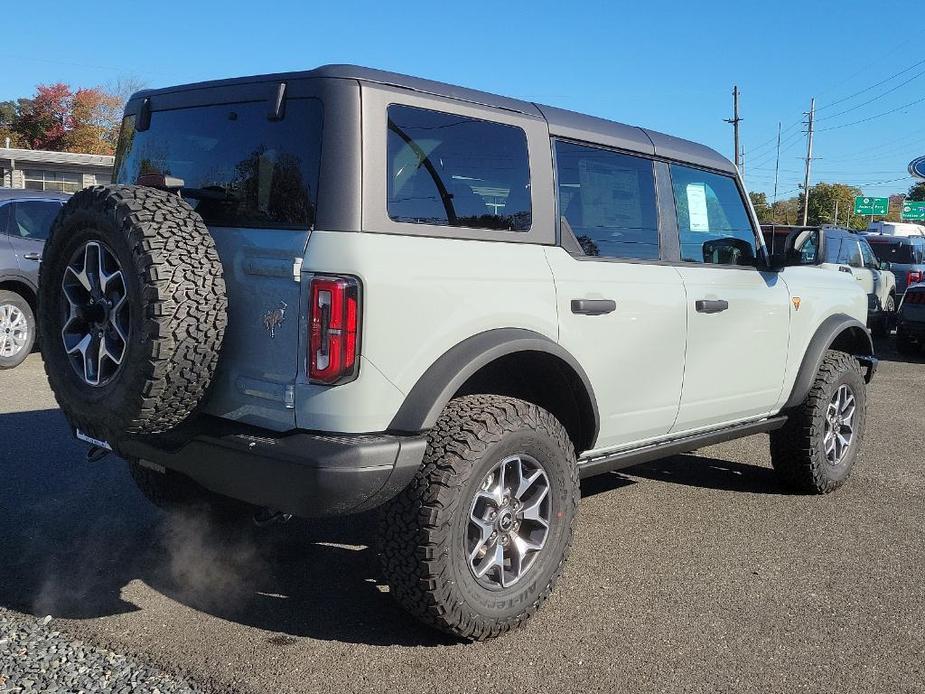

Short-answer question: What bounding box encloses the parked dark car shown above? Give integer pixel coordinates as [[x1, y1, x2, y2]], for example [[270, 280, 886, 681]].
[[865, 234, 925, 300], [0, 189, 69, 368], [896, 283, 925, 356]]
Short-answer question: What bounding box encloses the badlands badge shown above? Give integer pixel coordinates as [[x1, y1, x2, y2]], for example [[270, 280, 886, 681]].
[[792, 296, 802, 311]]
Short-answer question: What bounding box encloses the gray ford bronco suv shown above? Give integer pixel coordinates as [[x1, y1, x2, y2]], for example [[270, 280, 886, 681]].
[[38, 65, 877, 640]]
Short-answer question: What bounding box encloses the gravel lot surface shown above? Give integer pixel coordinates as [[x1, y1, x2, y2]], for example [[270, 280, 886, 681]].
[[0, 341, 923, 694], [0, 613, 204, 693]]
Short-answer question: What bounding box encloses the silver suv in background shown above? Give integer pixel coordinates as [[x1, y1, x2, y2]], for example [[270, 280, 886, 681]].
[[0, 189, 68, 368]]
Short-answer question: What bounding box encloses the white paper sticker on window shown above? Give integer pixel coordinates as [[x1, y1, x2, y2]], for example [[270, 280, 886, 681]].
[[686, 183, 710, 232]]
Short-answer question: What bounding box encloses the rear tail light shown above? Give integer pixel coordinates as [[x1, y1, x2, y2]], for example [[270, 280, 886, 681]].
[[308, 275, 360, 385], [908, 270, 923, 286]]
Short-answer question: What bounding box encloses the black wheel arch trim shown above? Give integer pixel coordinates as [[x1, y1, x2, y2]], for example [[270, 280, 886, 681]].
[[388, 328, 600, 447], [784, 313, 875, 410]]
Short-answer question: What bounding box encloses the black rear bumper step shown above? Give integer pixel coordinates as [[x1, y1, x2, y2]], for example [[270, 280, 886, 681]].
[[577, 416, 787, 479]]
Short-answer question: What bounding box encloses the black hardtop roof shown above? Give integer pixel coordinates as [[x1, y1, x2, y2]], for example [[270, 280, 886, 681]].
[[130, 64, 735, 174], [0, 188, 70, 202]]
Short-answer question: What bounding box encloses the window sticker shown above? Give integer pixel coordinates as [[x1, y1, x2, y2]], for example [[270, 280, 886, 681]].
[[686, 183, 710, 232]]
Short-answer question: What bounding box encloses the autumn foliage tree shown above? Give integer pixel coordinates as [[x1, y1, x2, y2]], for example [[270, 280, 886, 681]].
[[1, 82, 127, 155]]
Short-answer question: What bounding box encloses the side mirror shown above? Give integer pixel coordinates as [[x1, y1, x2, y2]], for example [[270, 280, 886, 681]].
[[880, 260, 892, 271]]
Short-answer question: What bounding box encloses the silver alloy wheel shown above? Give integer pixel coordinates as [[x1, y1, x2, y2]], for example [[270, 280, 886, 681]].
[[467, 454, 551, 589], [60, 241, 130, 387], [823, 384, 856, 466], [0, 304, 29, 358]]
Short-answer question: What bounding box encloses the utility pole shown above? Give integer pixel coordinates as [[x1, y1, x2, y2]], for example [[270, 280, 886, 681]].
[[725, 86, 742, 170], [771, 122, 782, 253], [801, 97, 816, 226]]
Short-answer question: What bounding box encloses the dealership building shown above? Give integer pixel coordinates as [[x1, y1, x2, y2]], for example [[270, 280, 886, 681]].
[[0, 147, 114, 194]]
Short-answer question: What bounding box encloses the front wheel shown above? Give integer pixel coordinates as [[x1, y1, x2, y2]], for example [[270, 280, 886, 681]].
[[379, 395, 579, 640], [770, 350, 867, 493], [0, 290, 35, 369]]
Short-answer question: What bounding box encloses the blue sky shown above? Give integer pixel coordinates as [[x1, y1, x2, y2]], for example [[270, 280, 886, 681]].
[[3, 0, 922, 200]]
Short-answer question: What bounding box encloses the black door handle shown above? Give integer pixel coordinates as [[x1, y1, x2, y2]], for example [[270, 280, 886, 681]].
[[23, 252, 41, 261], [695, 299, 729, 314], [838, 266, 853, 273], [571, 299, 616, 315]]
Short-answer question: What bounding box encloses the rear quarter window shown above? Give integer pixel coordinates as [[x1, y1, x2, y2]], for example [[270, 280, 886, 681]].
[[114, 99, 323, 229], [386, 105, 531, 231]]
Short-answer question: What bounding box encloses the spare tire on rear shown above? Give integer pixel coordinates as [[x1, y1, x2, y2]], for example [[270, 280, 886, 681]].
[[38, 185, 227, 445]]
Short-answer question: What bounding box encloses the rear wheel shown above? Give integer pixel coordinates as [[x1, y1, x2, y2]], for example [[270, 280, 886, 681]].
[[0, 290, 34, 369], [872, 294, 895, 337], [379, 395, 579, 640], [770, 350, 866, 493]]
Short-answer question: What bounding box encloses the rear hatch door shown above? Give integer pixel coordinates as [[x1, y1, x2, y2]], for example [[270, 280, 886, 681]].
[[114, 88, 324, 430]]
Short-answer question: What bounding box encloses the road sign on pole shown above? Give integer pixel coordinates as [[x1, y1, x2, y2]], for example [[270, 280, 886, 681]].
[[901, 201, 925, 221], [854, 196, 890, 215]]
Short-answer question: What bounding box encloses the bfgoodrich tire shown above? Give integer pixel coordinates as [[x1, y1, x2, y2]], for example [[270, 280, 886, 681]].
[[0, 290, 35, 369], [38, 185, 227, 445], [379, 395, 580, 640], [770, 350, 867, 493]]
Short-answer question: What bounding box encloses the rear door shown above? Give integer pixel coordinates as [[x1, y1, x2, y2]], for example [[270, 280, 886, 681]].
[[547, 143, 686, 451], [667, 164, 790, 433], [114, 91, 325, 430], [7, 200, 60, 284]]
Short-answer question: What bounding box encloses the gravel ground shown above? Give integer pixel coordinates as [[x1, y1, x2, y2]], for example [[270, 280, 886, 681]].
[[0, 614, 204, 693], [0, 343, 923, 694]]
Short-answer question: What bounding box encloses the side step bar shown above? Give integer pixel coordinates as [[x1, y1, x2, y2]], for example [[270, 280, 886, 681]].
[[576, 416, 788, 480]]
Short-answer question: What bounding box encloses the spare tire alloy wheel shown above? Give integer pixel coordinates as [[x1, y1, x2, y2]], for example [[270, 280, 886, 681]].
[[38, 185, 228, 445], [60, 241, 130, 386], [468, 454, 551, 589], [0, 302, 29, 361]]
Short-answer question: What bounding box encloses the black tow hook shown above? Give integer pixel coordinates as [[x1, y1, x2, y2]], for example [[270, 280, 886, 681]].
[[86, 445, 110, 463], [253, 508, 293, 528]]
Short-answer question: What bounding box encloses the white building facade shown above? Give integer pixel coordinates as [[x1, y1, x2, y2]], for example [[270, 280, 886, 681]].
[[0, 147, 114, 193]]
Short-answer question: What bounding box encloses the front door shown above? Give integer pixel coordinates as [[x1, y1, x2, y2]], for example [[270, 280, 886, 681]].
[[666, 164, 791, 433], [8, 201, 62, 284]]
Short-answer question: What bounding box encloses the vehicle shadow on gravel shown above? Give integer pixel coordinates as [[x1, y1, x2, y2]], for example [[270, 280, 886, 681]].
[[624, 453, 788, 494], [0, 408, 455, 648]]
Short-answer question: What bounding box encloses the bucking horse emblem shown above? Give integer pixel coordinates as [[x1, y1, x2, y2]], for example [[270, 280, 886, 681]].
[[263, 301, 287, 338]]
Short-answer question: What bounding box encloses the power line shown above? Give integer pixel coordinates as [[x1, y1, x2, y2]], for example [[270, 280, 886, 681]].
[[816, 57, 925, 112], [817, 96, 925, 131], [815, 66, 925, 122]]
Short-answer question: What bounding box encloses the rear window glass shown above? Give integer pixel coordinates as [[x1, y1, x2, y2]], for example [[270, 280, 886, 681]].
[[387, 105, 531, 231], [113, 99, 323, 229], [10, 201, 63, 240], [555, 140, 658, 259], [868, 239, 921, 264]]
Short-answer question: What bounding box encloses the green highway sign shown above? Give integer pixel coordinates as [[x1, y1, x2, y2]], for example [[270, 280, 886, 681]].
[[901, 201, 925, 221], [854, 196, 890, 215]]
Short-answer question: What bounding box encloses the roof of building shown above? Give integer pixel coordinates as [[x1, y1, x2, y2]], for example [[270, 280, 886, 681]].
[[0, 147, 114, 168], [131, 64, 735, 174], [0, 188, 71, 202]]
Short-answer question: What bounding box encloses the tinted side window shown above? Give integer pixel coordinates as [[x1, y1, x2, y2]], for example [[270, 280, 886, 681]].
[[115, 99, 323, 229], [836, 238, 862, 267], [387, 105, 531, 231], [670, 165, 756, 266], [11, 201, 63, 240], [0, 204, 9, 236], [554, 141, 658, 259], [859, 240, 879, 269]]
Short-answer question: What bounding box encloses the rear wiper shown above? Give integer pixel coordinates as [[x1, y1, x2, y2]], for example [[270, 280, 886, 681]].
[[135, 174, 240, 201]]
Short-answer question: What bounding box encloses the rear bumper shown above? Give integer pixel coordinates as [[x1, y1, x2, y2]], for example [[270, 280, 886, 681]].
[[118, 418, 427, 518]]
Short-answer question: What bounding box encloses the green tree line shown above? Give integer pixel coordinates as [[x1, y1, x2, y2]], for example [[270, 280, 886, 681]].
[[750, 181, 925, 230]]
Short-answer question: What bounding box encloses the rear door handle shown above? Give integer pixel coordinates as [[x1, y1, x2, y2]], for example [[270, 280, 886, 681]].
[[23, 252, 41, 261], [695, 299, 729, 314], [571, 299, 616, 315]]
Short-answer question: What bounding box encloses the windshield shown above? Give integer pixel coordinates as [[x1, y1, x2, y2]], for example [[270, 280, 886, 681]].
[[114, 99, 323, 229]]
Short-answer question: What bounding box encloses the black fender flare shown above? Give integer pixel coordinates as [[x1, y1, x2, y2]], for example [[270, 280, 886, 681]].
[[784, 313, 875, 409], [388, 328, 600, 444]]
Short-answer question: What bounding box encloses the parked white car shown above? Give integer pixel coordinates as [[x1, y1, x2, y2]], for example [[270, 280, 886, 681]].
[[866, 221, 925, 237]]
